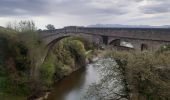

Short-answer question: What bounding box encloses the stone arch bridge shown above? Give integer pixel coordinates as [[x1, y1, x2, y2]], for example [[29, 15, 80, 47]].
[[39, 26, 170, 51]]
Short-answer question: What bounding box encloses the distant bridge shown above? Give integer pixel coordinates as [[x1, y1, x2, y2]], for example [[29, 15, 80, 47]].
[[39, 26, 170, 51]]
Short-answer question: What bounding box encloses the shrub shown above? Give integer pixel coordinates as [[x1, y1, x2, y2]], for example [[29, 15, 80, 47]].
[[105, 50, 170, 100], [157, 45, 170, 53], [40, 54, 55, 87], [0, 21, 39, 98]]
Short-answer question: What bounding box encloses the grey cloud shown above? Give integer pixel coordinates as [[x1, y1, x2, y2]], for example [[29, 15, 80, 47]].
[[0, 0, 170, 28], [53, 0, 128, 16], [0, 0, 50, 16], [0, 0, 129, 17], [0, 0, 170, 25], [140, 1, 170, 14]]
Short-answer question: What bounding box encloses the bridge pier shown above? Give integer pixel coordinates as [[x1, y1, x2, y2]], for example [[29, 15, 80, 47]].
[[101, 35, 109, 45]]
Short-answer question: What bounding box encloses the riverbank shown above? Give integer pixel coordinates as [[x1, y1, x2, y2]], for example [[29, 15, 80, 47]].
[[104, 50, 170, 100], [33, 68, 86, 100], [0, 26, 94, 100], [45, 57, 128, 100], [2, 27, 169, 100], [44, 49, 129, 100], [33, 49, 104, 100], [33, 48, 170, 100]]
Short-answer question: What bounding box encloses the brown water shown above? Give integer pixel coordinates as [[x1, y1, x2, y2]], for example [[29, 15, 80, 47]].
[[47, 64, 99, 100], [47, 58, 126, 100]]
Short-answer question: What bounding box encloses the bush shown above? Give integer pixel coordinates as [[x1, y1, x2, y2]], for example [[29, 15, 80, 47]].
[[40, 54, 55, 87], [0, 77, 30, 96], [0, 21, 38, 98], [157, 45, 170, 53], [105, 50, 170, 100]]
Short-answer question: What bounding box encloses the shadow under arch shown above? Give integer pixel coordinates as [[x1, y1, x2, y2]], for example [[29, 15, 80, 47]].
[[141, 43, 148, 51], [109, 39, 121, 46], [109, 39, 135, 50]]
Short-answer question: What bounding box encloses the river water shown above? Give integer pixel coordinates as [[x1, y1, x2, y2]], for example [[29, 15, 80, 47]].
[[47, 58, 127, 100]]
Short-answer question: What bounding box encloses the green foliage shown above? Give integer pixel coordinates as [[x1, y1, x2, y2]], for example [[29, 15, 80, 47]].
[[45, 24, 55, 30], [0, 28, 30, 75], [13, 42, 30, 73], [40, 54, 55, 87], [53, 37, 86, 67], [0, 21, 41, 98], [0, 27, 18, 37], [68, 40, 86, 64], [40, 37, 86, 87], [157, 45, 170, 53], [105, 50, 170, 100], [0, 77, 30, 96], [74, 37, 97, 50], [0, 93, 26, 100], [0, 23, 90, 99], [0, 37, 30, 98]]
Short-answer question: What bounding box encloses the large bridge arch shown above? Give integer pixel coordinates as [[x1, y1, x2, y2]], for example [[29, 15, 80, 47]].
[[41, 32, 103, 46], [46, 36, 70, 48], [40, 32, 103, 62], [40, 32, 104, 57]]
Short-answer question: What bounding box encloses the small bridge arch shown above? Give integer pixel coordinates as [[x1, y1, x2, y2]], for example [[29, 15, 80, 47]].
[[109, 39, 121, 46], [40, 31, 103, 49], [141, 43, 148, 51], [109, 38, 135, 50]]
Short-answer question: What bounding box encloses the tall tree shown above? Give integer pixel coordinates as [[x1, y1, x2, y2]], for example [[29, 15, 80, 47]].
[[46, 24, 55, 30]]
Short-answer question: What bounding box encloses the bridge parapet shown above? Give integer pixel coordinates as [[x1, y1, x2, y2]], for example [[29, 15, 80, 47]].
[[39, 26, 170, 51], [39, 26, 170, 42]]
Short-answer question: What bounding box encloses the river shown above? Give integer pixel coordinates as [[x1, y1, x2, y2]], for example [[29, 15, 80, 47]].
[[47, 58, 127, 100]]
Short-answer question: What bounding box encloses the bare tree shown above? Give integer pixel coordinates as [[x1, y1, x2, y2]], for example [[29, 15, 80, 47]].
[[6, 20, 37, 32]]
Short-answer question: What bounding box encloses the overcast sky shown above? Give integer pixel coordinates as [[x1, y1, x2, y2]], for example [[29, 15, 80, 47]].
[[0, 0, 170, 29]]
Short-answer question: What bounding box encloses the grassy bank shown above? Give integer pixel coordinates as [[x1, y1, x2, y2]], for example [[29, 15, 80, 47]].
[[104, 50, 170, 100]]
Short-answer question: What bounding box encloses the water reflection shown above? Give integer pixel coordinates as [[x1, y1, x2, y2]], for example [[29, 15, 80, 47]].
[[47, 58, 127, 100], [47, 64, 99, 100]]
